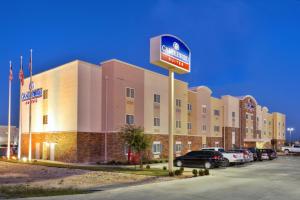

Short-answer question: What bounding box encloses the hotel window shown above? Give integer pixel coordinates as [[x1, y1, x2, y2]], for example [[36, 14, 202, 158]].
[[214, 110, 220, 116], [187, 122, 192, 130], [187, 103, 192, 111], [152, 141, 162, 154], [246, 128, 248, 133], [43, 90, 48, 99], [202, 105, 207, 113], [232, 112, 235, 118], [269, 121, 271, 126], [264, 119, 267, 124], [176, 99, 181, 107], [43, 115, 48, 125], [202, 125, 207, 131], [175, 142, 182, 153], [126, 87, 135, 98], [176, 120, 181, 128], [126, 114, 134, 125], [246, 114, 249, 119], [154, 94, 160, 103], [154, 117, 160, 126], [188, 141, 192, 151], [214, 126, 220, 132]]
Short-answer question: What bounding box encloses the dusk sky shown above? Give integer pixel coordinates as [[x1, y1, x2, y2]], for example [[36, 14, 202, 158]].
[[0, 0, 299, 139]]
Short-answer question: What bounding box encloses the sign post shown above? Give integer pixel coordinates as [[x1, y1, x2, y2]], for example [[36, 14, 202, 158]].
[[150, 34, 191, 173]]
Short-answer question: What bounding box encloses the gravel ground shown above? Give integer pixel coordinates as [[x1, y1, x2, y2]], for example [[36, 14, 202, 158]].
[[0, 161, 171, 190]]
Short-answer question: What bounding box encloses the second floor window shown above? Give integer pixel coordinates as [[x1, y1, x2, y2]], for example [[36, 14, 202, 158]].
[[126, 87, 135, 98], [154, 117, 160, 126], [154, 94, 160, 103], [176, 99, 181, 107], [126, 114, 134, 125], [188, 103, 192, 111], [214, 110, 220, 116], [187, 122, 192, 130]]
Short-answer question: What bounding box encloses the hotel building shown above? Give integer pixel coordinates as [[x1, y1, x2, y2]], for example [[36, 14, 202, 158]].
[[20, 59, 286, 163]]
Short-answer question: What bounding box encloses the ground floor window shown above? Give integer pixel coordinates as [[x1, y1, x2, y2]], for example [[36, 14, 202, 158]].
[[175, 142, 182, 153], [152, 141, 162, 154], [126, 114, 134, 125], [188, 141, 192, 151]]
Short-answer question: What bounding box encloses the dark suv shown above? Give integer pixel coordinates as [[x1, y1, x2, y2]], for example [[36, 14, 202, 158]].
[[174, 150, 224, 169]]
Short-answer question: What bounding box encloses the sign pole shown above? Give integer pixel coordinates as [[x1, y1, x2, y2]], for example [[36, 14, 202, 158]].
[[168, 68, 174, 173], [7, 61, 12, 160], [28, 49, 33, 161], [18, 56, 23, 159]]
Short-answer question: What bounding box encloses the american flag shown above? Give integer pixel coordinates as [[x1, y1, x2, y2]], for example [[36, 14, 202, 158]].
[[19, 57, 24, 86], [9, 62, 13, 81]]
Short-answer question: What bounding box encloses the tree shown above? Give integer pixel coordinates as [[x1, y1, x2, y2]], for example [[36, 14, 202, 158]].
[[121, 125, 151, 168]]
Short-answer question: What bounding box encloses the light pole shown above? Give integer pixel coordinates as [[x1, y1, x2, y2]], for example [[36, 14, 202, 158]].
[[287, 128, 294, 146]]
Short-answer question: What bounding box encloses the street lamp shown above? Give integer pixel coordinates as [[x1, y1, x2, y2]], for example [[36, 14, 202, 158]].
[[287, 128, 295, 146]]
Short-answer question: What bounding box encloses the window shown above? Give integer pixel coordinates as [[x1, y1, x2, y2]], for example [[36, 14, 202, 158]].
[[187, 122, 192, 130], [188, 141, 192, 151], [126, 114, 134, 125], [187, 103, 192, 111], [43, 115, 48, 125], [202, 105, 207, 113], [43, 90, 48, 99], [152, 142, 162, 154], [246, 128, 249, 133], [202, 125, 207, 131], [154, 94, 160, 103], [214, 110, 220, 116], [126, 87, 135, 98], [246, 114, 249, 119], [154, 117, 160, 126], [176, 120, 181, 128], [214, 126, 220, 132], [176, 99, 181, 107], [175, 142, 182, 153], [232, 112, 235, 118], [264, 119, 267, 124]]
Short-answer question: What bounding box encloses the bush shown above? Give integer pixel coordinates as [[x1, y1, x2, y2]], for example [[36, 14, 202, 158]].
[[204, 169, 209, 175], [174, 169, 181, 176], [146, 164, 150, 169], [199, 169, 204, 176], [169, 171, 175, 177], [163, 166, 167, 170], [192, 169, 198, 177], [179, 167, 184, 173]]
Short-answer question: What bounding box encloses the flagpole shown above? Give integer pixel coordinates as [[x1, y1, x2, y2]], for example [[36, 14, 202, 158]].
[[7, 61, 12, 160], [18, 56, 23, 160], [28, 49, 33, 161]]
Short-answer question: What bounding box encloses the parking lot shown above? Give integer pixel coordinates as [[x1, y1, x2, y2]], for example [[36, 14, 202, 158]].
[[31, 156, 300, 200]]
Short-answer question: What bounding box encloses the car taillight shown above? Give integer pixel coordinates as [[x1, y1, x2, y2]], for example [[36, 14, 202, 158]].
[[212, 155, 220, 160]]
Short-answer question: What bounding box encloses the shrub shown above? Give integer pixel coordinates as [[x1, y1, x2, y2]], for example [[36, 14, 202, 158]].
[[179, 167, 184, 173], [169, 171, 175, 177], [204, 169, 209, 175], [146, 164, 150, 169], [199, 169, 204, 176], [174, 169, 181, 176], [192, 169, 198, 177], [163, 166, 167, 170]]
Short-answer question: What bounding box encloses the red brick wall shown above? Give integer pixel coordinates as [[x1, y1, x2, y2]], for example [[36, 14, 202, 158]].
[[21, 132, 78, 163]]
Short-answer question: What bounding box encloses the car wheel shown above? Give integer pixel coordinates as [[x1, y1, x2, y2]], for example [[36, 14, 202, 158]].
[[284, 150, 289, 155], [223, 159, 230, 167], [176, 160, 183, 167], [204, 161, 212, 169]]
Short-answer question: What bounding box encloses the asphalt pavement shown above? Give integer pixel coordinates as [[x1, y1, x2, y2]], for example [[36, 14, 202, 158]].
[[23, 156, 300, 200]]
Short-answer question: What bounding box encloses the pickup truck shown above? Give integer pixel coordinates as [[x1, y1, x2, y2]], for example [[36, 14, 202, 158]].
[[281, 145, 300, 154], [202, 147, 244, 167]]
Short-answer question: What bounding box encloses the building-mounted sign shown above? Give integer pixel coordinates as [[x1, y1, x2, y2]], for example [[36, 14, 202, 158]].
[[150, 34, 191, 74], [22, 88, 43, 102]]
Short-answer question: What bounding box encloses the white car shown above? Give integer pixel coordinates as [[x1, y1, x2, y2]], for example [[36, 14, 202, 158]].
[[281, 145, 300, 154], [202, 147, 244, 166]]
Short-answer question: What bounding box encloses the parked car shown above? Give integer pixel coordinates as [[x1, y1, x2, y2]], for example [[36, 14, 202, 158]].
[[260, 148, 277, 160], [174, 150, 224, 169], [247, 147, 259, 161], [231, 149, 254, 162], [202, 147, 244, 166], [281, 145, 300, 154], [257, 149, 270, 160]]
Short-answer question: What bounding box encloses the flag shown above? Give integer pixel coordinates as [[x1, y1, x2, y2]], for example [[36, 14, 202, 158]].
[[19, 57, 24, 86], [9, 62, 13, 81]]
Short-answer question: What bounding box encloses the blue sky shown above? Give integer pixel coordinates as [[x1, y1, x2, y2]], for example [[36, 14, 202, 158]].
[[0, 0, 299, 140]]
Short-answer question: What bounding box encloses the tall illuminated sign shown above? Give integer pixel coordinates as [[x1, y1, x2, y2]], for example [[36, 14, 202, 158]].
[[150, 34, 191, 172]]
